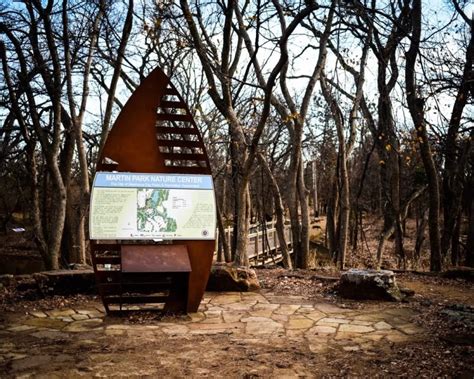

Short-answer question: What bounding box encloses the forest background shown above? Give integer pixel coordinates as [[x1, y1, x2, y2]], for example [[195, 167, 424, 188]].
[[0, 0, 472, 273]]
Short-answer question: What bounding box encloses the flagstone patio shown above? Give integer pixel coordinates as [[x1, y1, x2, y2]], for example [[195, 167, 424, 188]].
[[0, 291, 425, 377]]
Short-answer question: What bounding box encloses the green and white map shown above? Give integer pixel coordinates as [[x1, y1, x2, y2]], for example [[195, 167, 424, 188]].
[[137, 189, 177, 233], [89, 172, 216, 240]]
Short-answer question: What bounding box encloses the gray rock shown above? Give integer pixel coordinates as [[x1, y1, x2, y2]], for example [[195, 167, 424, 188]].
[[338, 269, 403, 301], [206, 263, 260, 292], [440, 304, 474, 328]]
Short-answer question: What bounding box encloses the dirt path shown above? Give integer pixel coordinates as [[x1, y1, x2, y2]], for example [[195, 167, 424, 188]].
[[399, 277, 474, 306]]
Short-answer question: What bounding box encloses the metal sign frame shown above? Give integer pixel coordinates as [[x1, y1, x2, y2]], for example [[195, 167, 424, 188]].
[[90, 67, 215, 314]]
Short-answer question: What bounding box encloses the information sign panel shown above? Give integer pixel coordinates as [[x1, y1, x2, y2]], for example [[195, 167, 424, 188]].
[[89, 172, 216, 240]]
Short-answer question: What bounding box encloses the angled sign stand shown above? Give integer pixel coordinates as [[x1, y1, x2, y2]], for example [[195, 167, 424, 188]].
[[89, 67, 216, 314]]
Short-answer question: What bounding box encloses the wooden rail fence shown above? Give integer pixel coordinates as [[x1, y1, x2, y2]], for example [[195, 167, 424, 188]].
[[216, 221, 293, 266]]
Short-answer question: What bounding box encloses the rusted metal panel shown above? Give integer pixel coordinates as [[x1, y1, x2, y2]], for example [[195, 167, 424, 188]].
[[92, 66, 215, 314], [121, 245, 191, 273]]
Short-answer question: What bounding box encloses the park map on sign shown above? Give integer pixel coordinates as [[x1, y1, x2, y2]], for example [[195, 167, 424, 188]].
[[136, 189, 177, 233], [89, 172, 216, 240]]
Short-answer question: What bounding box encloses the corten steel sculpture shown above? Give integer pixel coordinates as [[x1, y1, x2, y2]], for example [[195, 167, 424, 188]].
[[90, 67, 215, 314]]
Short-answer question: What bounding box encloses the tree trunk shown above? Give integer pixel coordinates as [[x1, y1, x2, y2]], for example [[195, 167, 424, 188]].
[[466, 165, 474, 267], [451, 212, 461, 266], [233, 182, 250, 267], [258, 154, 292, 269], [216, 202, 231, 262], [320, 74, 350, 270], [377, 186, 427, 269], [288, 150, 302, 267], [297, 161, 310, 268], [326, 173, 338, 261], [441, 19, 473, 260], [466, 198, 474, 268], [414, 209, 427, 268], [376, 224, 394, 270], [338, 149, 350, 270], [99, 0, 134, 155], [405, 0, 441, 271], [312, 160, 319, 217]]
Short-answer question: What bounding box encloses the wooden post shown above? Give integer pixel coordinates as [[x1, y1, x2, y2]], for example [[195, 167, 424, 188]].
[[273, 220, 277, 251], [312, 160, 318, 217], [255, 229, 259, 265], [227, 226, 232, 261]]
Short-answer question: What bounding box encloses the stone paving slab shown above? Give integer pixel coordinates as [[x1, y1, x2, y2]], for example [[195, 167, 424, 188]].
[[0, 291, 426, 376]]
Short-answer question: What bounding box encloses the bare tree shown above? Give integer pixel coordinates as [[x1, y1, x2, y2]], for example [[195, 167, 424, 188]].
[[179, 0, 318, 266], [440, 1, 473, 264], [98, 0, 134, 155], [0, 0, 125, 269], [405, 0, 442, 271]]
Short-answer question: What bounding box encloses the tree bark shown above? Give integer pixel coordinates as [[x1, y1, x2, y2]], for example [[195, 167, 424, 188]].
[[414, 208, 427, 268], [216, 202, 231, 262], [376, 185, 427, 269], [320, 73, 350, 270], [405, 0, 441, 271], [62, 0, 104, 263], [258, 153, 293, 269], [99, 0, 134, 155], [180, 0, 318, 266], [297, 162, 310, 268], [441, 18, 474, 260], [466, 169, 474, 267]]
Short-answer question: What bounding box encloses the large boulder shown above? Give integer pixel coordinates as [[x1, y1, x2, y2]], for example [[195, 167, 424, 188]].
[[338, 269, 403, 301], [206, 263, 260, 292]]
